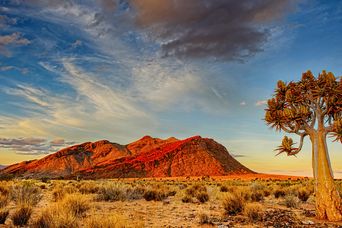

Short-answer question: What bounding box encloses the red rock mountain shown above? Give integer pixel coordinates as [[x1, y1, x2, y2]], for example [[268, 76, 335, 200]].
[[1, 136, 254, 178]]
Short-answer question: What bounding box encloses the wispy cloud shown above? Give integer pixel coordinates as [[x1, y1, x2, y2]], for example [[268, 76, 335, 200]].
[[255, 100, 267, 106], [0, 32, 30, 56], [0, 137, 74, 155]]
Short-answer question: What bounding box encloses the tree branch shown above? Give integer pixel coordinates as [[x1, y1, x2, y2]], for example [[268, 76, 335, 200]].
[[288, 133, 306, 156]]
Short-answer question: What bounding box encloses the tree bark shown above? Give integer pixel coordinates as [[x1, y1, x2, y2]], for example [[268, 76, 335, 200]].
[[311, 131, 342, 221]]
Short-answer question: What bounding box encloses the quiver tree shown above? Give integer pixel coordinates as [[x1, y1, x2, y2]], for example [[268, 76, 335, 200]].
[[265, 70, 342, 221]]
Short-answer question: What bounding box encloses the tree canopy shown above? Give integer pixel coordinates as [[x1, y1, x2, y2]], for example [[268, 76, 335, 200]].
[[265, 70, 342, 156]]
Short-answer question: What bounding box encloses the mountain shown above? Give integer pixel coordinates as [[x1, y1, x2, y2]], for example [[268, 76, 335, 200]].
[[0, 165, 5, 170], [1, 136, 254, 178]]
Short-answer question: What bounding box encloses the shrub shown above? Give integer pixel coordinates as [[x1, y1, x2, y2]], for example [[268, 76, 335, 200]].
[[0, 184, 9, 196], [220, 185, 229, 192], [250, 191, 264, 202], [10, 182, 42, 206], [52, 185, 78, 201], [0, 194, 9, 208], [243, 202, 263, 221], [196, 192, 209, 203], [11, 206, 32, 226], [274, 189, 286, 198], [198, 213, 212, 225], [79, 182, 99, 194], [223, 193, 245, 215], [181, 195, 192, 203], [84, 214, 128, 228], [263, 189, 271, 197], [61, 193, 91, 217], [143, 189, 166, 201], [0, 174, 14, 181], [167, 190, 177, 197], [297, 188, 311, 202], [32, 205, 78, 228], [284, 195, 299, 208], [96, 184, 125, 202], [0, 209, 9, 224], [126, 187, 145, 200]]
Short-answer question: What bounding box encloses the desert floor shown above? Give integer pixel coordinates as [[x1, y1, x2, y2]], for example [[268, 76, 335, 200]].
[[0, 174, 342, 227]]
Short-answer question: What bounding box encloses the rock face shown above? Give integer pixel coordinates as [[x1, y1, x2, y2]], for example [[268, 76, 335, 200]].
[[1, 136, 254, 178]]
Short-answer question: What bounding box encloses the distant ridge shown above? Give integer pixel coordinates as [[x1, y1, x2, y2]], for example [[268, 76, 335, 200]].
[[1, 136, 254, 178]]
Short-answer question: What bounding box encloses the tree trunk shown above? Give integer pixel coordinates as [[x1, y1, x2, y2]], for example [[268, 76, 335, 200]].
[[311, 131, 342, 221]]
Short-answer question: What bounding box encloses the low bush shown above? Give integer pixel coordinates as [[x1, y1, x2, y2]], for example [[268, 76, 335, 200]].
[[10, 182, 42, 206], [297, 188, 311, 202], [126, 187, 145, 200], [223, 193, 245, 215], [220, 185, 229, 192], [250, 191, 264, 202], [32, 205, 78, 228], [284, 195, 299, 208], [198, 213, 212, 225], [243, 202, 263, 221], [274, 189, 286, 198], [0, 194, 9, 208], [143, 189, 166, 201], [96, 184, 125, 202], [196, 192, 209, 203], [181, 195, 192, 203], [52, 185, 78, 202], [0, 209, 9, 224], [61, 193, 91, 217], [11, 206, 32, 226]]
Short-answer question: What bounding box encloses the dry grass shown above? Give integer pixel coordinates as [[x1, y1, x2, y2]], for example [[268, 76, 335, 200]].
[[243, 202, 263, 221], [284, 195, 299, 208], [10, 182, 42, 206], [198, 213, 213, 225], [222, 193, 245, 215], [0, 194, 9, 208], [143, 189, 167, 201], [96, 183, 126, 201], [84, 214, 128, 228], [60, 193, 91, 217], [0, 209, 9, 224], [0, 177, 340, 227], [297, 187, 311, 202], [274, 188, 286, 198], [33, 204, 79, 228], [11, 206, 32, 226], [51, 184, 78, 201]]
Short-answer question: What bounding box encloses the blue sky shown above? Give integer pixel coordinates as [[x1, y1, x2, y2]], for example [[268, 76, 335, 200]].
[[0, 0, 341, 177]]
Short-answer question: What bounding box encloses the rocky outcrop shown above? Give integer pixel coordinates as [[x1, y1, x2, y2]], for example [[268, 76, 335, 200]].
[[1, 136, 254, 178]]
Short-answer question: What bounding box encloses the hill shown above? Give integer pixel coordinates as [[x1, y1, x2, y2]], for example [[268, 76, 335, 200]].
[[1, 136, 254, 178]]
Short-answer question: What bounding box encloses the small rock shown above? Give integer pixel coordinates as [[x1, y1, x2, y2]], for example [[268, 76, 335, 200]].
[[302, 220, 315, 225]]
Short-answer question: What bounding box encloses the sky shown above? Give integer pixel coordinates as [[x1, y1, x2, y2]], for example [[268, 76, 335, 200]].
[[0, 0, 341, 177]]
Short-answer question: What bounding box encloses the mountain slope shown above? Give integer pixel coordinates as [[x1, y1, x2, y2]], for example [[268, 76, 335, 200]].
[[1, 136, 254, 178]]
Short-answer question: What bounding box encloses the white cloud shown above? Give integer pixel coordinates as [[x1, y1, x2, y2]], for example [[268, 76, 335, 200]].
[[255, 100, 267, 106], [240, 101, 246, 106]]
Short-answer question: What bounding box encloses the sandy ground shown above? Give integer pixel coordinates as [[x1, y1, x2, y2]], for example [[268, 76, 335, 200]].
[[1, 175, 342, 227]]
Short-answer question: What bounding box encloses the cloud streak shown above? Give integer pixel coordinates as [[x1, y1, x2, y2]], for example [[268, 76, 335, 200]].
[[0, 32, 30, 56], [0, 137, 74, 155]]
